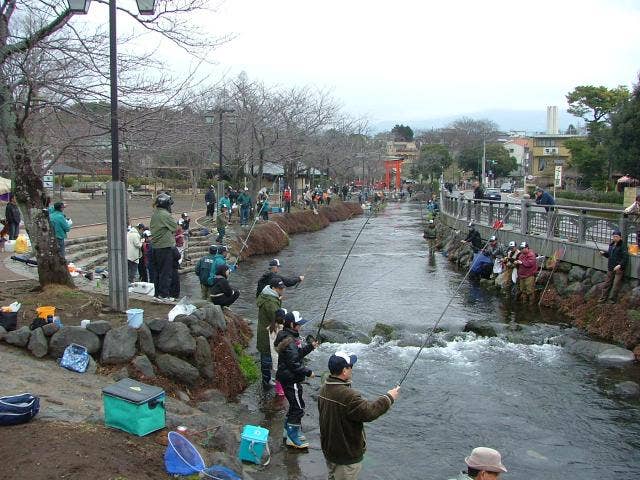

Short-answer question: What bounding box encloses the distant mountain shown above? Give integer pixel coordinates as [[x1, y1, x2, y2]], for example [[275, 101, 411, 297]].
[[372, 109, 582, 134]]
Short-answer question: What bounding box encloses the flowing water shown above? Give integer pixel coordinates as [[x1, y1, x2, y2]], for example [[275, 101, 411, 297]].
[[183, 202, 640, 480]]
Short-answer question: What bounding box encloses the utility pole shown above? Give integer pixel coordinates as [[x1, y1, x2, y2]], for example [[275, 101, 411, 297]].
[[481, 137, 487, 187]]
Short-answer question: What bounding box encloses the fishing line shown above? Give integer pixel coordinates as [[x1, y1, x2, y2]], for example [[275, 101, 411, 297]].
[[314, 208, 374, 339], [396, 225, 502, 387], [538, 245, 566, 306]]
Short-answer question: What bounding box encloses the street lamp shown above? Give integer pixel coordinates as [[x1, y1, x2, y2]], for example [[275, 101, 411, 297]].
[[205, 109, 235, 210], [69, 0, 157, 312]]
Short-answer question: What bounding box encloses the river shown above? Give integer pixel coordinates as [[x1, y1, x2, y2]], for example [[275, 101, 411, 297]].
[[183, 201, 640, 480]]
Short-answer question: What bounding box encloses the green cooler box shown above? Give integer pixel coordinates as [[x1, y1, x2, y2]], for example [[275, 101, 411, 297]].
[[102, 378, 165, 436]]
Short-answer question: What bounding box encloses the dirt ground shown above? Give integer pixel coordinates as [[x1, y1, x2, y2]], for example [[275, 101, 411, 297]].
[[3, 420, 172, 480], [0, 280, 173, 330]]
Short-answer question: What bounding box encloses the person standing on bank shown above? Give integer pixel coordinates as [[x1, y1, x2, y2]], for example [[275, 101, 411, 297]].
[[256, 258, 304, 297], [126, 223, 143, 283], [136, 224, 148, 282], [318, 351, 400, 479], [205, 185, 216, 217], [283, 185, 292, 213], [237, 187, 252, 227], [49, 201, 71, 259], [598, 229, 628, 304], [216, 205, 228, 243], [150, 193, 177, 301], [514, 241, 537, 304], [5, 195, 20, 240], [256, 278, 285, 389], [275, 310, 318, 449], [462, 222, 482, 253]]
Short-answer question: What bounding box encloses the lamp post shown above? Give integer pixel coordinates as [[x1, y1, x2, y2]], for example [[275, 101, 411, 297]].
[[205, 109, 235, 209], [69, 0, 157, 312]]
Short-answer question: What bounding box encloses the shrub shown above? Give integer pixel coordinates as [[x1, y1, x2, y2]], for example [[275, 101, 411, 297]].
[[556, 190, 623, 204], [233, 343, 259, 384]]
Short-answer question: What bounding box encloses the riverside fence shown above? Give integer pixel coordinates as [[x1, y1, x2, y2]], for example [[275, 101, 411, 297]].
[[439, 192, 640, 280]]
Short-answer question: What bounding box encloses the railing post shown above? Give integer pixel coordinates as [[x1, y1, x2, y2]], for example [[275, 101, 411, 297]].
[[488, 202, 494, 225], [520, 199, 528, 234], [578, 210, 586, 244], [620, 213, 628, 243], [467, 199, 472, 223]]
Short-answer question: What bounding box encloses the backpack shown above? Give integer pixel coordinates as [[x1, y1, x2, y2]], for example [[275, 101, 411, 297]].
[[197, 257, 214, 285], [207, 255, 227, 286]]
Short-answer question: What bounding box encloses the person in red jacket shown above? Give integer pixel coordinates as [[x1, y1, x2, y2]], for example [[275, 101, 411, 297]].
[[514, 241, 537, 304], [283, 186, 292, 213]]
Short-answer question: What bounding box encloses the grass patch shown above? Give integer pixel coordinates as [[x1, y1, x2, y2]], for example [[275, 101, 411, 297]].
[[233, 343, 260, 384], [556, 190, 623, 205]]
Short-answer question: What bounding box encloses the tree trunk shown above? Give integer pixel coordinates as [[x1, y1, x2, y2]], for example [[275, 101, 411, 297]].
[[0, 83, 74, 288]]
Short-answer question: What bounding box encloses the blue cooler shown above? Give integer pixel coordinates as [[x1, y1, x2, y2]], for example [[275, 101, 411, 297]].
[[238, 425, 270, 465], [102, 378, 165, 436]]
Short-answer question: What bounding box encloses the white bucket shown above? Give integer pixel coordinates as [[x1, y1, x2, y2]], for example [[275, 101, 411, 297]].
[[80, 319, 90, 329], [126, 308, 144, 328], [5, 240, 15, 253]]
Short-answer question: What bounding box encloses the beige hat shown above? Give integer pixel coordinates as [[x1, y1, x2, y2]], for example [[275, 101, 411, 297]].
[[465, 447, 507, 473]]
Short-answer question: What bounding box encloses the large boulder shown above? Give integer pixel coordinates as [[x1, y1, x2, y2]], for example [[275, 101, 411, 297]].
[[189, 319, 214, 339], [556, 261, 572, 273], [552, 272, 569, 295], [0, 325, 6, 341], [86, 320, 112, 336], [370, 323, 396, 342], [155, 353, 200, 385], [101, 325, 138, 364], [49, 326, 101, 358], [131, 354, 156, 379], [463, 320, 498, 337], [565, 282, 586, 296], [629, 286, 640, 306], [202, 305, 226, 331], [590, 270, 606, 285], [613, 381, 640, 398], [597, 347, 635, 363], [156, 322, 196, 356], [4, 326, 31, 347], [145, 317, 168, 333], [568, 266, 586, 282], [27, 327, 48, 358], [194, 336, 214, 380], [137, 323, 156, 359], [41, 323, 59, 337]]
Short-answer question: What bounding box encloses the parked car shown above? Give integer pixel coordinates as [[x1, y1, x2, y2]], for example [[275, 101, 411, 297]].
[[484, 188, 502, 201], [500, 182, 513, 193]]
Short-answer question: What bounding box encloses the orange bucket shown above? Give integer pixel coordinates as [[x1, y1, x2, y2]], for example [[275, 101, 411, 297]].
[[36, 306, 56, 319], [629, 244, 639, 256]]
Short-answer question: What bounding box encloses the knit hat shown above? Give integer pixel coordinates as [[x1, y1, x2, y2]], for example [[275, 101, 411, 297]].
[[270, 278, 285, 289], [519, 241, 529, 249], [269, 258, 281, 267], [612, 229, 622, 236]]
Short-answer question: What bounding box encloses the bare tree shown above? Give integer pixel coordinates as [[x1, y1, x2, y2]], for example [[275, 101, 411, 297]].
[[0, 0, 227, 286]]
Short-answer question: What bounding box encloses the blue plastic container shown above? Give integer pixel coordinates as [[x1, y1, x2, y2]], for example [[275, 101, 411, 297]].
[[238, 425, 269, 464], [126, 308, 144, 328]]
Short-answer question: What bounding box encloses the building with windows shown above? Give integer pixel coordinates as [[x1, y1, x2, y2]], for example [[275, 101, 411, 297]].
[[529, 134, 580, 188]]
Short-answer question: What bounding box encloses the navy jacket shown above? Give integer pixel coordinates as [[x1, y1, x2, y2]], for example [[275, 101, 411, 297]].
[[603, 240, 628, 272], [274, 328, 314, 385]]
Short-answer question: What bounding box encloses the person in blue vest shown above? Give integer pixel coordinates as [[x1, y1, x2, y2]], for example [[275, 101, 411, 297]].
[[49, 202, 71, 259], [195, 245, 218, 300], [219, 192, 231, 218], [470, 249, 493, 281]]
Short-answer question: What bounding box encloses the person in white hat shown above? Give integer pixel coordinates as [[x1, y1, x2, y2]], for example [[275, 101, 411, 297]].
[[451, 446, 507, 479], [500, 241, 519, 291]]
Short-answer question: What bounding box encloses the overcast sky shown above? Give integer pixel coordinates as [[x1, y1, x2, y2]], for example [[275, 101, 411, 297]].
[[83, 0, 640, 124], [192, 0, 639, 122]]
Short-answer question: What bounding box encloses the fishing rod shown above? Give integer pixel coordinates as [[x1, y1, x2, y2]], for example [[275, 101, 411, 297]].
[[232, 201, 268, 267], [396, 223, 503, 387], [314, 208, 374, 340], [538, 245, 566, 306]]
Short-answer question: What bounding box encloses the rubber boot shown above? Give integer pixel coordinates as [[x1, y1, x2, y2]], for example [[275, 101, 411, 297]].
[[283, 424, 306, 442], [285, 423, 309, 449]]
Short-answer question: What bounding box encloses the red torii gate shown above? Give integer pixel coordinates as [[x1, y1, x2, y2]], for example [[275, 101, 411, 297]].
[[384, 159, 403, 190]]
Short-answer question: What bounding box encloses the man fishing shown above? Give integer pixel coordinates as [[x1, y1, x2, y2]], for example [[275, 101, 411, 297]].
[[255, 258, 304, 297], [256, 279, 285, 389], [514, 241, 537, 304], [598, 229, 628, 304], [318, 351, 400, 479], [462, 222, 482, 253]]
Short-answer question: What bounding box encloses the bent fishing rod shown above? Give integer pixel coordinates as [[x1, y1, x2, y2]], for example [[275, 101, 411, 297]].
[[396, 223, 503, 387], [314, 207, 374, 340]]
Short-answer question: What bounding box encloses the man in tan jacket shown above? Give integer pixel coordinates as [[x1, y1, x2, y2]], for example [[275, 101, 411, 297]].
[[318, 351, 400, 480]]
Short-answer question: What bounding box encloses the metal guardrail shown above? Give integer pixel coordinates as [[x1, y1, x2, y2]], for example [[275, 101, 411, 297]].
[[441, 194, 640, 247]]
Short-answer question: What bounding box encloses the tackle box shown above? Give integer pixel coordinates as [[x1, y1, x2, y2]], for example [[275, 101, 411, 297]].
[[102, 378, 165, 436]]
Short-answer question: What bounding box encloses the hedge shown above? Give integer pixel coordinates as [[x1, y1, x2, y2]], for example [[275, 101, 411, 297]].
[[556, 190, 623, 204]]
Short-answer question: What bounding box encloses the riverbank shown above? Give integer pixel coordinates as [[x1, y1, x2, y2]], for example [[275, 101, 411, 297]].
[[435, 218, 640, 356]]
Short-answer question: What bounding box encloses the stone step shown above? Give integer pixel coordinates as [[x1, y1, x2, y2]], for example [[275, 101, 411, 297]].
[[67, 246, 107, 263], [66, 239, 108, 256]]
